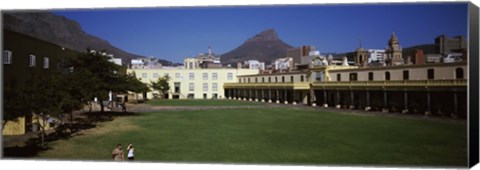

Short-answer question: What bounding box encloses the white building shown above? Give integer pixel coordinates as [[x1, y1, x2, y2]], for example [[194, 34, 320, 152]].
[[367, 49, 386, 64], [128, 68, 259, 100], [107, 54, 122, 66], [273, 57, 293, 72], [243, 60, 265, 70], [130, 57, 162, 69]]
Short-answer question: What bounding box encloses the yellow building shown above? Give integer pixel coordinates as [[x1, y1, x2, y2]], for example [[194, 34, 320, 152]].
[[127, 68, 259, 100]]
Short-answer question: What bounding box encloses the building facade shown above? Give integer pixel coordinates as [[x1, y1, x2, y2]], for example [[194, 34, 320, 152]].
[[127, 68, 259, 100], [224, 61, 467, 118], [2, 29, 81, 135]]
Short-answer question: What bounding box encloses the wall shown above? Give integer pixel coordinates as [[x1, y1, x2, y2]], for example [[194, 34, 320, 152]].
[[328, 62, 467, 82], [128, 68, 259, 99]]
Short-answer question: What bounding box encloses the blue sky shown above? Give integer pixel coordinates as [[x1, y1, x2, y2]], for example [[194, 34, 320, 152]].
[[54, 3, 468, 63]]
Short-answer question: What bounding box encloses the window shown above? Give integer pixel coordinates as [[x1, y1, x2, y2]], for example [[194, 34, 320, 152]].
[[175, 73, 180, 78], [43, 57, 49, 69], [290, 76, 294, 82], [262, 77, 265, 83], [203, 73, 208, 80], [212, 83, 218, 91], [268, 77, 271, 83], [301, 75, 304, 82], [456, 68, 464, 79], [189, 62, 193, 69], [368, 72, 374, 81], [385, 72, 390, 80], [349, 73, 357, 81], [189, 83, 194, 91], [427, 69, 434, 80], [3, 50, 12, 64], [174, 82, 181, 93], [248, 78, 250, 83], [142, 73, 147, 78], [227, 73, 233, 80], [403, 70, 409, 80], [189, 73, 194, 80], [203, 83, 208, 92], [275, 77, 278, 82], [212, 73, 218, 80], [29, 54, 36, 67], [255, 77, 258, 83], [239, 78, 242, 83], [337, 74, 341, 81], [153, 73, 159, 78], [282, 76, 285, 82]]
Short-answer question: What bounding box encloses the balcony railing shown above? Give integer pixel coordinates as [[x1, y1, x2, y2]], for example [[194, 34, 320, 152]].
[[224, 79, 467, 89], [312, 79, 467, 87]]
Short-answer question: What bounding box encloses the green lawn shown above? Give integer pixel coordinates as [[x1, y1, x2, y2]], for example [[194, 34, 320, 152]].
[[146, 99, 264, 106], [37, 105, 467, 167]]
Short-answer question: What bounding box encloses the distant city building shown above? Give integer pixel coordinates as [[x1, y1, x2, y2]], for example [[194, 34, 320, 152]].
[[367, 49, 386, 64], [184, 46, 222, 69], [435, 35, 467, 55], [385, 32, 403, 66], [273, 57, 294, 72], [107, 54, 122, 66], [287, 45, 316, 65], [243, 60, 265, 70], [410, 49, 424, 65], [130, 57, 162, 69]]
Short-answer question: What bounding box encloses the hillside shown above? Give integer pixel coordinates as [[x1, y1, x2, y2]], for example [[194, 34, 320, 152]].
[[220, 29, 293, 65], [3, 12, 171, 66]]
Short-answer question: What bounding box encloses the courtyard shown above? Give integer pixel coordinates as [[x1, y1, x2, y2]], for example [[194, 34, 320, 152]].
[[9, 99, 467, 167]]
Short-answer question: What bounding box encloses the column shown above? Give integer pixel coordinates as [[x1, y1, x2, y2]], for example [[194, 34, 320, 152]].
[[310, 88, 316, 107], [268, 88, 272, 103], [403, 90, 408, 114], [335, 90, 340, 108], [249, 89, 252, 101], [349, 90, 354, 109], [365, 90, 371, 111], [276, 89, 280, 103], [262, 89, 265, 102], [426, 91, 431, 115], [323, 89, 328, 107], [292, 90, 297, 105], [453, 91, 458, 114], [382, 90, 388, 112], [255, 89, 258, 102]]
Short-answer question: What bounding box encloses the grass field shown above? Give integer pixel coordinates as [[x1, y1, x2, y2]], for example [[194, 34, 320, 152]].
[[146, 99, 264, 106], [36, 100, 467, 167]]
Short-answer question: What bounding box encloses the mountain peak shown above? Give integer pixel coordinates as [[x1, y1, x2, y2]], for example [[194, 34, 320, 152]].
[[221, 28, 292, 65], [246, 29, 280, 43]]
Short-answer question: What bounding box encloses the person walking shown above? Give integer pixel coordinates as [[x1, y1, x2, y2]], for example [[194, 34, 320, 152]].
[[126, 144, 135, 161], [112, 144, 125, 161]]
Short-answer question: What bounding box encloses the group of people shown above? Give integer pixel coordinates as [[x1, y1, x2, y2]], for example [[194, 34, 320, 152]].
[[111, 143, 135, 161]]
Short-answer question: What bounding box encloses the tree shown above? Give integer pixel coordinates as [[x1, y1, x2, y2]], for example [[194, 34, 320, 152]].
[[23, 72, 65, 146], [150, 75, 170, 99], [2, 85, 29, 131], [70, 49, 123, 112]]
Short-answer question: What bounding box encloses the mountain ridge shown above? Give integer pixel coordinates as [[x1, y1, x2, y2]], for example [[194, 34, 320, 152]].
[[3, 12, 172, 66], [221, 29, 293, 65]]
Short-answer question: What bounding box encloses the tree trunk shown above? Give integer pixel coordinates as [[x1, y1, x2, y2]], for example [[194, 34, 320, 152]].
[[88, 101, 93, 113], [37, 115, 46, 147], [100, 100, 104, 112]]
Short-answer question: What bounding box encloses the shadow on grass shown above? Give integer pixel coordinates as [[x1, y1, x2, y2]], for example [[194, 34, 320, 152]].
[[3, 111, 141, 158]]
